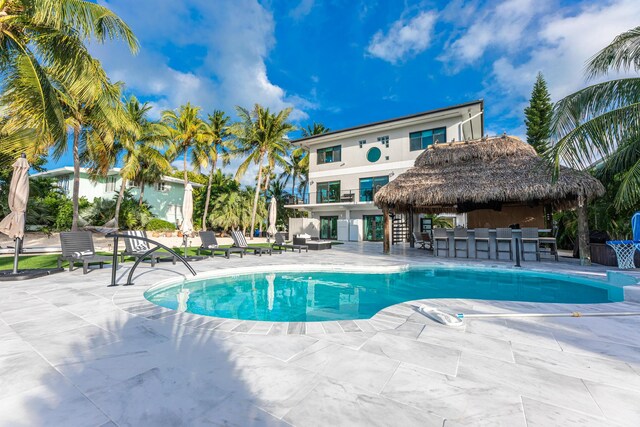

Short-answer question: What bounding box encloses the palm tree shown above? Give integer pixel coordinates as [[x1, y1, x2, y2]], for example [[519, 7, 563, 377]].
[[194, 110, 230, 230], [229, 104, 295, 239], [0, 0, 138, 162], [301, 122, 330, 138], [548, 25, 640, 209], [162, 103, 210, 188]]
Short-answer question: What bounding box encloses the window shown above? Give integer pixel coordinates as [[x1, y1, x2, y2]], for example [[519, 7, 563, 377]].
[[126, 181, 137, 188], [359, 140, 366, 148], [155, 182, 167, 192], [316, 181, 341, 203], [56, 175, 70, 193], [317, 145, 341, 164], [359, 176, 389, 202], [410, 127, 446, 151], [366, 147, 381, 163], [105, 176, 116, 192], [378, 135, 389, 148]]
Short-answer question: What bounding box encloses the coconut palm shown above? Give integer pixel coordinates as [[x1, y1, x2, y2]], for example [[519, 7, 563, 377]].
[[193, 110, 230, 230], [301, 122, 330, 138], [548, 25, 640, 209], [0, 0, 138, 161], [162, 103, 210, 188], [229, 104, 295, 239]]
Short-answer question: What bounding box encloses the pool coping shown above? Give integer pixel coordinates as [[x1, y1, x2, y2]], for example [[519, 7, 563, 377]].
[[112, 261, 640, 336]]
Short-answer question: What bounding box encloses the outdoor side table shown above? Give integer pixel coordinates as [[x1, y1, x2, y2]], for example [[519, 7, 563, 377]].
[[606, 240, 638, 269]]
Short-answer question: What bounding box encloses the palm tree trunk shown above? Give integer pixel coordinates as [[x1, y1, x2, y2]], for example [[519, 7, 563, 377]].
[[249, 154, 265, 240], [139, 183, 145, 206], [202, 159, 216, 230], [114, 178, 127, 229], [259, 169, 271, 235], [71, 126, 81, 231]]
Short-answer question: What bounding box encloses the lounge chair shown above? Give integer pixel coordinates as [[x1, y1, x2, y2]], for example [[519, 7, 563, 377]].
[[121, 230, 177, 266], [58, 231, 113, 274], [197, 231, 245, 258], [230, 230, 272, 256], [272, 233, 308, 253]]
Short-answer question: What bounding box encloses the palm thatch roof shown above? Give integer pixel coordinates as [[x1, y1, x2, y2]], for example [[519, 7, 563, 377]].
[[374, 135, 605, 214]]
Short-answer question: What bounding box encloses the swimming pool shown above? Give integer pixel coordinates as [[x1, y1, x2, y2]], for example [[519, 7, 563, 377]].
[[144, 267, 624, 322]]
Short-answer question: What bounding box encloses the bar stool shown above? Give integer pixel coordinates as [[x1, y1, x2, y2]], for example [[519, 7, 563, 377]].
[[474, 228, 490, 259], [539, 231, 559, 261], [495, 228, 513, 260], [433, 228, 449, 257], [453, 227, 469, 258], [521, 227, 540, 261]]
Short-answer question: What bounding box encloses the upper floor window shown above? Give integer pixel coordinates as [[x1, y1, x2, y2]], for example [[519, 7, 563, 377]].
[[410, 127, 446, 151], [56, 175, 70, 193], [358, 140, 366, 148], [316, 181, 341, 203], [105, 176, 117, 192], [359, 176, 389, 202], [155, 182, 167, 192], [378, 135, 389, 148], [317, 145, 341, 164]]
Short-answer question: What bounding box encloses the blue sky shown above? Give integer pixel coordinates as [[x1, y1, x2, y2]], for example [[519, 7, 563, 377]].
[[48, 0, 640, 184]]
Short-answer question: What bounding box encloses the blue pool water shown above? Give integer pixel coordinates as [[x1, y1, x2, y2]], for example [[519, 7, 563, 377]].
[[144, 267, 624, 322]]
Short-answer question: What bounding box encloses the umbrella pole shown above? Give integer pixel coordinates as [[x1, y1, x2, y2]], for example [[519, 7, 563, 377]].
[[13, 237, 21, 274]]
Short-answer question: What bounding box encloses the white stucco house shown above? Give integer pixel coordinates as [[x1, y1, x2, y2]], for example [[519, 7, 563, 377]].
[[31, 167, 203, 224], [286, 100, 484, 242]]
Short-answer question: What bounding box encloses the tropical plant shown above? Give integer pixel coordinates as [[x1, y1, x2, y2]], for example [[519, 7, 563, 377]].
[[548, 25, 640, 209], [162, 103, 210, 187], [0, 0, 138, 163], [193, 110, 230, 230], [301, 122, 330, 138], [229, 104, 295, 238], [524, 72, 553, 154]]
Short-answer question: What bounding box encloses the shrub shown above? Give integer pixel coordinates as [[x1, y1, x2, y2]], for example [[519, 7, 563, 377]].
[[146, 218, 176, 232]]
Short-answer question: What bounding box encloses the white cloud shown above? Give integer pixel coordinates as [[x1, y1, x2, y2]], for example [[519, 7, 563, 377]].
[[491, 0, 640, 101], [366, 11, 437, 64], [289, 0, 315, 20]]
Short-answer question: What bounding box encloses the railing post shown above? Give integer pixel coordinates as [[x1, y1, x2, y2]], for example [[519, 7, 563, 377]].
[[514, 237, 521, 268], [109, 234, 119, 287]]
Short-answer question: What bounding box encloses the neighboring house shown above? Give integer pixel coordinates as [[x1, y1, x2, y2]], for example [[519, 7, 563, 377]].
[[285, 100, 484, 242], [30, 167, 203, 225]]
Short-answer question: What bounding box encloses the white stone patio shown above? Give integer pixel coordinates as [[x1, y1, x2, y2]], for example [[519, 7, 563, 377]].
[[1, 242, 640, 426]]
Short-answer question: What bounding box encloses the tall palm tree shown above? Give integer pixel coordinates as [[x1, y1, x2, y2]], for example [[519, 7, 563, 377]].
[[548, 25, 640, 208], [301, 122, 330, 138], [0, 0, 138, 162], [193, 110, 230, 230], [229, 104, 295, 239], [162, 103, 210, 187]]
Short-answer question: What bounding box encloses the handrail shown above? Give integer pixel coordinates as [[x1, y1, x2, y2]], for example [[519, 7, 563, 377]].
[[106, 232, 197, 286]]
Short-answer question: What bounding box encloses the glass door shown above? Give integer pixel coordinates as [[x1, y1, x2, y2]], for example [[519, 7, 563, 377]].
[[363, 215, 384, 241], [320, 216, 338, 240]]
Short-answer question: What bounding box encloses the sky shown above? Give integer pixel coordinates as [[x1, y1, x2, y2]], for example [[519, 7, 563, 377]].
[[47, 0, 640, 185]]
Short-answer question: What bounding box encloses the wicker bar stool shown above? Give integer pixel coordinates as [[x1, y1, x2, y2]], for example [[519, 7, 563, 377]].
[[474, 228, 490, 259], [495, 228, 513, 260]]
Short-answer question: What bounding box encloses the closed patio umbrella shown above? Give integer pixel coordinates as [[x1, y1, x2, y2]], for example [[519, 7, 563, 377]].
[[181, 183, 194, 256], [267, 197, 277, 242], [0, 155, 30, 274]]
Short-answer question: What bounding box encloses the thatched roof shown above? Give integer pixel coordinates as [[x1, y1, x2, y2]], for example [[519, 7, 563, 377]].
[[374, 135, 605, 214]]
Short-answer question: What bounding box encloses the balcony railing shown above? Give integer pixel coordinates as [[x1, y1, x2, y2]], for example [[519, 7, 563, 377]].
[[286, 188, 382, 205]]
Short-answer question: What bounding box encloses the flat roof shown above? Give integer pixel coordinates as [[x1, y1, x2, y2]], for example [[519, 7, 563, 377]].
[[292, 99, 483, 144], [31, 167, 203, 187]]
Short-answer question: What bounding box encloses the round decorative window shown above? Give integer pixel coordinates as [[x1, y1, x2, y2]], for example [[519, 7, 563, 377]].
[[366, 147, 382, 163]]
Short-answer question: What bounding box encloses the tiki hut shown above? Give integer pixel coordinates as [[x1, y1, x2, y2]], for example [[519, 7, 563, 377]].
[[374, 135, 605, 263]]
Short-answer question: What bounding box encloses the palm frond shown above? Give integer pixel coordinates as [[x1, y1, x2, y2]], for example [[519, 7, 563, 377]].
[[586, 25, 640, 78]]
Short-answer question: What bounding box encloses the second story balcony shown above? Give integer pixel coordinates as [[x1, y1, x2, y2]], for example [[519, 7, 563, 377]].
[[286, 188, 384, 207]]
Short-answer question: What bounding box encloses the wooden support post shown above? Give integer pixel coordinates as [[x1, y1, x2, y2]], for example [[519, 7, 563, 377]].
[[577, 194, 591, 266], [409, 207, 415, 248], [383, 206, 391, 254]]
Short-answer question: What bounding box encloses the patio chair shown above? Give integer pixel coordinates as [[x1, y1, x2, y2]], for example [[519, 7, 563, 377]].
[[433, 228, 449, 257], [58, 231, 112, 274], [474, 228, 490, 259], [495, 228, 513, 260], [539, 229, 559, 261], [272, 233, 308, 253], [521, 227, 540, 261], [412, 231, 428, 249], [453, 227, 469, 258], [121, 230, 177, 266], [231, 230, 272, 256], [197, 231, 245, 258]]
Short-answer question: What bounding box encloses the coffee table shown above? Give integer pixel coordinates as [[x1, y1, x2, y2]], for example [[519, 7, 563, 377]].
[[307, 241, 332, 250]]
